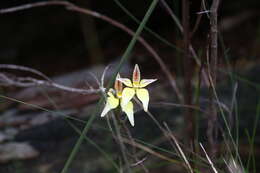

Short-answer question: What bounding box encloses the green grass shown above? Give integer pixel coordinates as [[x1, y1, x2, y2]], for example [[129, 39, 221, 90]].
[[60, 0, 159, 172]]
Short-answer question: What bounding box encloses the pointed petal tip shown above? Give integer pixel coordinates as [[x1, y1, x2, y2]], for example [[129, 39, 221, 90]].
[[101, 104, 110, 117], [101, 113, 106, 117], [133, 64, 141, 83], [139, 79, 157, 87], [121, 101, 135, 127]]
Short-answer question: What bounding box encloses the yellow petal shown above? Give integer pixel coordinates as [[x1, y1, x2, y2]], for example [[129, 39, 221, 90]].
[[136, 88, 149, 112], [101, 96, 119, 117], [121, 101, 134, 126], [117, 78, 133, 87], [132, 64, 141, 84], [139, 79, 157, 87], [121, 87, 135, 106], [107, 90, 114, 97], [108, 96, 120, 108]]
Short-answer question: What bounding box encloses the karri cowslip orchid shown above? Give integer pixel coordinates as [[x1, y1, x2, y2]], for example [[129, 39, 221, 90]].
[[101, 74, 135, 126], [119, 64, 157, 112]]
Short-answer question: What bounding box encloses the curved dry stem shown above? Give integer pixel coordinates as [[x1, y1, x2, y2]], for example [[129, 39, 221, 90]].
[[0, 64, 51, 81], [0, 72, 101, 94], [0, 0, 183, 102]]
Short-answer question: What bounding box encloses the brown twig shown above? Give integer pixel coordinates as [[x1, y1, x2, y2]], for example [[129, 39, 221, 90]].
[[0, 64, 51, 81], [190, 1, 204, 38], [0, 72, 102, 94], [182, 0, 196, 157], [207, 0, 221, 157], [160, 0, 183, 33], [121, 137, 181, 164], [210, 0, 220, 85], [161, 0, 196, 146], [0, 0, 183, 102]]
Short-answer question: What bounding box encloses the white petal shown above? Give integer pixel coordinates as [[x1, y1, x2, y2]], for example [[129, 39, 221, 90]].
[[121, 87, 135, 106], [101, 96, 119, 117], [116, 73, 121, 79], [121, 101, 134, 126], [117, 78, 133, 87], [101, 102, 111, 117], [136, 88, 149, 112], [139, 79, 157, 87]]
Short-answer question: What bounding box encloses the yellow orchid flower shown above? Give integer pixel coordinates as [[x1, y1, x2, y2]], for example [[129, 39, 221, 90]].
[[119, 64, 157, 112], [101, 74, 135, 126]]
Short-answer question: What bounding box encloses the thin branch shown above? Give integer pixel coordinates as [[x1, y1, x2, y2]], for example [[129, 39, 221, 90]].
[[208, 0, 221, 157], [121, 137, 181, 164], [182, 0, 196, 157], [160, 0, 183, 33], [210, 0, 220, 84], [153, 102, 202, 111], [0, 72, 101, 94], [0, 64, 51, 81], [190, 0, 204, 38]]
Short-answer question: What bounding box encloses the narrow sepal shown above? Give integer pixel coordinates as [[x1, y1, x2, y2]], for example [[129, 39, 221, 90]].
[[139, 79, 157, 87], [136, 88, 149, 112], [121, 101, 134, 126]]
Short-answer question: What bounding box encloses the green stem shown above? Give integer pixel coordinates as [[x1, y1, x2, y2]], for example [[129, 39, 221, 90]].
[[60, 0, 159, 172]]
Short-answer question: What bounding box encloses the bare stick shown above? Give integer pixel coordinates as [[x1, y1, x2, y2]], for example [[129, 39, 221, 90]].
[[190, 1, 204, 37], [0, 72, 101, 94], [0, 0, 183, 102], [181, 0, 196, 159], [210, 0, 220, 85], [208, 0, 221, 157], [121, 137, 180, 164], [0, 64, 51, 81], [160, 0, 183, 33]]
